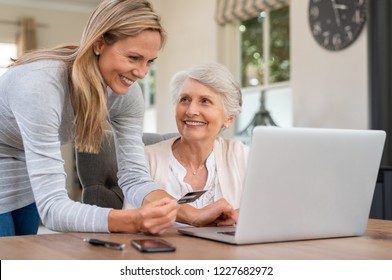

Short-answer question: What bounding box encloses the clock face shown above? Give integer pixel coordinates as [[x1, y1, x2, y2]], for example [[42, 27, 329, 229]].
[[308, 0, 367, 51]]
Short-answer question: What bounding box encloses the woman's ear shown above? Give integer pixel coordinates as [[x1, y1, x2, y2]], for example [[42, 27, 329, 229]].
[[93, 36, 105, 55], [224, 115, 236, 128]]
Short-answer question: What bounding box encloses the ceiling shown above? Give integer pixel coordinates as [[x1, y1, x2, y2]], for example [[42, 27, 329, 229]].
[[0, 0, 102, 12], [33, 0, 101, 6]]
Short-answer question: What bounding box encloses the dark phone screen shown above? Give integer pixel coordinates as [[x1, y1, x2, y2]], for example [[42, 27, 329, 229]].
[[131, 239, 176, 252]]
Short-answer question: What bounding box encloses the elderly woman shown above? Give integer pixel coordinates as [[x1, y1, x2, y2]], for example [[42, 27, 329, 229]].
[[144, 63, 249, 225]]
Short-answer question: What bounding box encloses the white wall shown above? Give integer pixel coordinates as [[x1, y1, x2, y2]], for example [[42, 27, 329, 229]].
[[150, 0, 218, 134], [151, 0, 370, 133], [0, 4, 91, 47], [291, 1, 369, 129], [0, 4, 92, 200]]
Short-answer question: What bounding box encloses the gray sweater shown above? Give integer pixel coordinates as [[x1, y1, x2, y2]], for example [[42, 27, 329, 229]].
[[0, 60, 159, 232]]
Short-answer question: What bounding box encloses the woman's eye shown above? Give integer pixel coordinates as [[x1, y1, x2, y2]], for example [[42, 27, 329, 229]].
[[179, 97, 190, 103], [201, 98, 211, 104], [129, 56, 139, 61]]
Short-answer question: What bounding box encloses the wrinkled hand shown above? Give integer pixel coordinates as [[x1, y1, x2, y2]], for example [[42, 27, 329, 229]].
[[215, 208, 239, 226], [187, 198, 238, 227]]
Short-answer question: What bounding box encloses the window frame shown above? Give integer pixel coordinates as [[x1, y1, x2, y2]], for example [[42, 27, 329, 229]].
[[217, 8, 292, 139]]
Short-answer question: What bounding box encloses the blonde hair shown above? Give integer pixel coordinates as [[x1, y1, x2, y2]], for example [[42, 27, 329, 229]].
[[10, 0, 166, 153]]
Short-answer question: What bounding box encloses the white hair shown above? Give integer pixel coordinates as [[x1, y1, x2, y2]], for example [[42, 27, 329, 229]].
[[170, 63, 242, 116]]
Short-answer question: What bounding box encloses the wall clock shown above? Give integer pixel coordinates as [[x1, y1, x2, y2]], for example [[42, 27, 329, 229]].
[[308, 0, 367, 51]]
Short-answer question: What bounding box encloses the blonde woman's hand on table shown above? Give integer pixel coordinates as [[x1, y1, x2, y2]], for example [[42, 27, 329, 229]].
[[108, 197, 179, 234]]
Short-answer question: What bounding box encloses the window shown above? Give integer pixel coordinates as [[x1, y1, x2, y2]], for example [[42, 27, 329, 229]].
[[0, 43, 17, 77], [240, 7, 290, 87], [137, 63, 156, 108], [137, 63, 157, 132], [235, 7, 292, 141]]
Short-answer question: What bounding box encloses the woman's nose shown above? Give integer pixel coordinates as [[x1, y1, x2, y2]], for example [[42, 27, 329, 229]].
[[132, 64, 149, 79], [186, 102, 200, 116]]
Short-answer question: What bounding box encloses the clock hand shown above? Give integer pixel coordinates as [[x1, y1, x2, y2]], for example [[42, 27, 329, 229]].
[[334, 4, 348, 10], [330, 0, 342, 27]]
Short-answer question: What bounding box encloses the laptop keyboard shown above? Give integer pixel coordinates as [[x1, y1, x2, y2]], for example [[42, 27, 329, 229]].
[[218, 231, 236, 236]]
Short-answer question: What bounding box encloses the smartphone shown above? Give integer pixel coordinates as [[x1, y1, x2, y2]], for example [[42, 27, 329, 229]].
[[131, 238, 176, 253], [177, 190, 207, 204], [83, 238, 125, 250]]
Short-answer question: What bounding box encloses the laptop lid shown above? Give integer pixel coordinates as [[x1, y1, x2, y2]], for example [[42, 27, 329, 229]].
[[178, 126, 386, 245]]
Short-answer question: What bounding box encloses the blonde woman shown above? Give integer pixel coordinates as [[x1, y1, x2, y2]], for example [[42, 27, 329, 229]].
[[0, 0, 180, 236]]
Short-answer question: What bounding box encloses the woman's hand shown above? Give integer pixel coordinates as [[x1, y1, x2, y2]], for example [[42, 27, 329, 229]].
[[215, 208, 239, 226], [185, 198, 238, 227], [108, 197, 179, 234]]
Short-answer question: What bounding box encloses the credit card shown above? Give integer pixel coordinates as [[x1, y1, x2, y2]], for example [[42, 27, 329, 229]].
[[177, 190, 207, 204]]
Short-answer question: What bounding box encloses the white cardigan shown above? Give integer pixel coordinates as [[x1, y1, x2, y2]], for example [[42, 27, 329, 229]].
[[145, 137, 249, 208]]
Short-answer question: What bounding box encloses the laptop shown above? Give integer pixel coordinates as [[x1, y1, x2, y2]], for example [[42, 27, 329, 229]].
[[178, 126, 386, 245]]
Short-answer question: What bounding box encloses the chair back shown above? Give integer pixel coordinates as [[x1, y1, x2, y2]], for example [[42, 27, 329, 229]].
[[75, 130, 178, 209]]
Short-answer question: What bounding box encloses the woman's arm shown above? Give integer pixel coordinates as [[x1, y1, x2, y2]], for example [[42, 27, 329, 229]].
[[108, 84, 162, 208]]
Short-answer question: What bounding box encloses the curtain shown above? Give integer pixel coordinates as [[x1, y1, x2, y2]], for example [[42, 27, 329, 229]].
[[16, 17, 37, 57], [216, 0, 290, 25]]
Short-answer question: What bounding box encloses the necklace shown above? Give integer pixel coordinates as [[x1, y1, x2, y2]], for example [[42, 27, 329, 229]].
[[177, 155, 206, 175], [173, 140, 211, 175], [190, 163, 204, 175]]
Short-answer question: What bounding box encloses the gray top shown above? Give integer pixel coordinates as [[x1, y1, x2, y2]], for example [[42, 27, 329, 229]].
[[0, 60, 159, 232]]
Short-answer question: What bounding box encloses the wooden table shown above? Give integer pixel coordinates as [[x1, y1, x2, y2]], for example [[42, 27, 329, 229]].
[[1, 219, 392, 260]]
